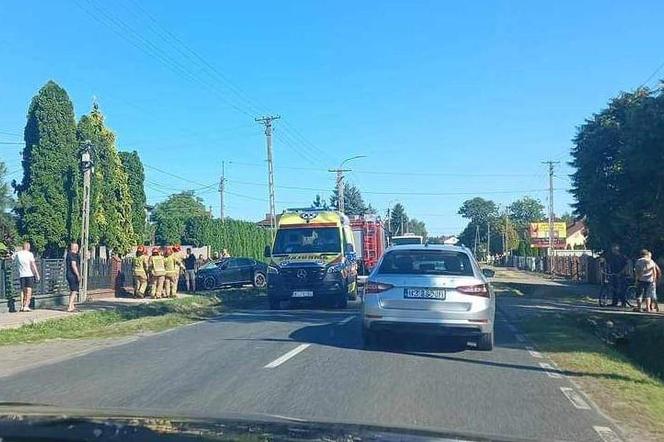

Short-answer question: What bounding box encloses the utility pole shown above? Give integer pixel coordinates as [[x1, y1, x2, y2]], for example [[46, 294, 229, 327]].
[[400, 215, 404, 236], [80, 140, 93, 303], [256, 115, 280, 236], [503, 213, 508, 255], [329, 155, 366, 213], [386, 207, 391, 237], [542, 161, 560, 255], [218, 161, 226, 221], [487, 221, 491, 262], [473, 224, 480, 257]]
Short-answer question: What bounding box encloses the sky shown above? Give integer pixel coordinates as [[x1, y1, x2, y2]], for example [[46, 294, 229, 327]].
[[1, 0, 663, 236]]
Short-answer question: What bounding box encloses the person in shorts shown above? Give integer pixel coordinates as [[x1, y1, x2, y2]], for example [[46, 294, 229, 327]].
[[65, 242, 81, 312], [13, 242, 41, 312], [184, 248, 197, 292], [634, 249, 661, 312]]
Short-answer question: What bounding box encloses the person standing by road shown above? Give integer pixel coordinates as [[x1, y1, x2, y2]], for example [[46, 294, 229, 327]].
[[634, 249, 661, 312], [600, 244, 630, 307], [132, 245, 149, 298], [65, 243, 81, 312], [221, 248, 230, 258], [163, 247, 183, 298], [184, 248, 197, 292], [148, 247, 166, 298], [13, 242, 40, 312]]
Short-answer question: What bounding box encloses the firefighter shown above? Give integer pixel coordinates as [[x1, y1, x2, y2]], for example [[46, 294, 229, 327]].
[[172, 245, 184, 294], [132, 245, 149, 298], [163, 246, 182, 298], [148, 247, 166, 298]]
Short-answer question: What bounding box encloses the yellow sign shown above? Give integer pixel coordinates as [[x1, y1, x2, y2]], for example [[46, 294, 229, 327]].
[[529, 222, 567, 239]]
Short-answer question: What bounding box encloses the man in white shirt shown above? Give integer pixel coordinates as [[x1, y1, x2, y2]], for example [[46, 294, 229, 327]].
[[635, 249, 661, 312], [13, 242, 41, 312]]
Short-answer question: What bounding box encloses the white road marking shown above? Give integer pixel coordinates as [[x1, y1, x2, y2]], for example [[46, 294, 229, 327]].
[[515, 334, 526, 342], [593, 426, 622, 442], [338, 316, 355, 325], [525, 346, 543, 358], [560, 387, 591, 410], [539, 362, 562, 378], [264, 344, 311, 368]]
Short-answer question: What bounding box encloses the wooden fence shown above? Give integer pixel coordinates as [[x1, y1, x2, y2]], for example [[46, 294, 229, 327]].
[[507, 254, 602, 284]]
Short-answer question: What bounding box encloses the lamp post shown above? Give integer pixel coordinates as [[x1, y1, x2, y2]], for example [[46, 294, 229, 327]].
[[329, 155, 366, 213]]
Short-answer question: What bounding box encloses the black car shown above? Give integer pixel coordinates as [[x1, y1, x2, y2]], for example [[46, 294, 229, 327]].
[[196, 257, 267, 290]]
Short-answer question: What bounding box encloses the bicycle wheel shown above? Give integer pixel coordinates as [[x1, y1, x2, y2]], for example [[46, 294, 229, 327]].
[[598, 284, 609, 307], [624, 285, 637, 308]]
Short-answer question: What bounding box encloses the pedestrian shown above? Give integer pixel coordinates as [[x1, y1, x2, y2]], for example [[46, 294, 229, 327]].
[[196, 253, 206, 270], [221, 248, 230, 258], [163, 246, 183, 298], [600, 244, 629, 307], [148, 247, 166, 298], [65, 242, 81, 312], [173, 245, 184, 293], [184, 248, 197, 292], [212, 251, 220, 261], [13, 241, 40, 312], [132, 245, 149, 298], [634, 249, 661, 312]]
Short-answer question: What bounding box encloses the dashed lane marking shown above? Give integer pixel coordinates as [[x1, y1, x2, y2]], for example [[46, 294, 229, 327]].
[[539, 362, 562, 378], [525, 346, 543, 358], [264, 344, 311, 368], [560, 387, 591, 410], [593, 426, 622, 442]]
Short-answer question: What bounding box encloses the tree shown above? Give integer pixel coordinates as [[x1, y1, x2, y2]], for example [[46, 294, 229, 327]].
[[312, 194, 328, 209], [389, 203, 408, 236], [507, 196, 545, 240], [152, 191, 208, 245], [14, 81, 78, 256], [458, 197, 498, 224], [329, 183, 373, 215], [571, 88, 664, 256], [408, 218, 427, 238], [77, 103, 135, 254], [558, 212, 574, 225], [0, 162, 17, 249], [119, 151, 147, 243]]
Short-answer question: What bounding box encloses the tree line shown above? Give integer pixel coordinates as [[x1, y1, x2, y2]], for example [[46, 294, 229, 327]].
[[571, 87, 664, 257]]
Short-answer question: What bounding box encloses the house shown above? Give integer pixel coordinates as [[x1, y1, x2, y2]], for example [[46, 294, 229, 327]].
[[256, 213, 281, 228], [565, 219, 587, 249]]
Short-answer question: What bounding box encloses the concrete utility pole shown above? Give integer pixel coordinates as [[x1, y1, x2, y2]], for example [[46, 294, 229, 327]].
[[329, 155, 366, 213], [256, 115, 280, 235], [473, 224, 480, 257], [218, 161, 226, 221], [542, 161, 560, 255], [80, 140, 94, 302], [487, 221, 491, 262]]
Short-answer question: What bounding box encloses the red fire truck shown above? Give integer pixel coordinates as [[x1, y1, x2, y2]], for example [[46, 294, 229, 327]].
[[350, 215, 386, 275]]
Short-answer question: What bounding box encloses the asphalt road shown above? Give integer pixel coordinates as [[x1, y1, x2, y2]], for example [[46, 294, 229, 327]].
[[0, 298, 621, 441]]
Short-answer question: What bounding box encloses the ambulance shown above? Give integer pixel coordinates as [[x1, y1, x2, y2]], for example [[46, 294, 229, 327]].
[[264, 209, 358, 309]]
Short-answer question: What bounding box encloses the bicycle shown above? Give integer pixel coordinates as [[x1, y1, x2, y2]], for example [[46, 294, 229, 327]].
[[598, 271, 636, 308]]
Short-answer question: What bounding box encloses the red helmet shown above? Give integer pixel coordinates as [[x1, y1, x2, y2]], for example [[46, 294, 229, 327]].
[[137, 245, 146, 253], [151, 247, 160, 255]]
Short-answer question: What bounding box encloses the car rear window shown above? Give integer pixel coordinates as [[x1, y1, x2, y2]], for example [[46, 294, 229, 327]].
[[377, 250, 475, 276]]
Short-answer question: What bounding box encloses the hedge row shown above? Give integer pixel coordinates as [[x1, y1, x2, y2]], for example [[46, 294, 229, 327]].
[[183, 217, 272, 260]]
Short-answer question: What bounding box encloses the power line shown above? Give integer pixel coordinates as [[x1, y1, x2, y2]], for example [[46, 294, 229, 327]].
[[143, 163, 212, 187], [0, 130, 20, 136]]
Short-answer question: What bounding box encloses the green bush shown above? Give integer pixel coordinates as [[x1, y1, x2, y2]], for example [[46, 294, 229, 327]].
[[184, 217, 271, 260]]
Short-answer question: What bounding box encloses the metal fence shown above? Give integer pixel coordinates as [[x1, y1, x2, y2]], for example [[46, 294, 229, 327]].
[[507, 254, 602, 283], [1, 257, 127, 311]]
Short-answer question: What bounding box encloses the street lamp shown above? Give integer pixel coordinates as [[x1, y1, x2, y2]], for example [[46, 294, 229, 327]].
[[330, 155, 367, 213]]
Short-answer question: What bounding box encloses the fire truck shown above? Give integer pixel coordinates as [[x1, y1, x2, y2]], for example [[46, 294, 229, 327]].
[[350, 215, 386, 276]]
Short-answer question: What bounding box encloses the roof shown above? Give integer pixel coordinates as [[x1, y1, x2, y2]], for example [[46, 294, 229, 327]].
[[385, 244, 470, 253], [567, 219, 586, 236]]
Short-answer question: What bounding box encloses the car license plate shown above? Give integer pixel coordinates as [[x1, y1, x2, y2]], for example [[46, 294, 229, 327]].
[[403, 288, 446, 300], [292, 290, 314, 298]]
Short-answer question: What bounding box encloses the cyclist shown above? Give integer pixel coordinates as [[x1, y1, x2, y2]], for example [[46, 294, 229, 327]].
[[599, 244, 630, 307]]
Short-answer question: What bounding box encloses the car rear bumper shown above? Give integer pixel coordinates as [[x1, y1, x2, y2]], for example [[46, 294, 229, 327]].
[[363, 317, 492, 335]]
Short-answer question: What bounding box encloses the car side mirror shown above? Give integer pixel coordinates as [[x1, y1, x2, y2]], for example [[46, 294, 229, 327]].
[[264, 245, 271, 258], [482, 268, 495, 278]]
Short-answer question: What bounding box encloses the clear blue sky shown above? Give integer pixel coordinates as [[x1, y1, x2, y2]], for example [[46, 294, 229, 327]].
[[1, 0, 662, 235]]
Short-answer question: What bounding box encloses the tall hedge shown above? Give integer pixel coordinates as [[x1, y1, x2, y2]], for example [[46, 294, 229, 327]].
[[119, 151, 147, 243], [184, 217, 271, 260]]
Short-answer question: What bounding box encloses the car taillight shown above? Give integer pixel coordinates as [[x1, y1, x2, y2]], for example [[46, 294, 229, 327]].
[[456, 284, 490, 297], [365, 282, 394, 293]]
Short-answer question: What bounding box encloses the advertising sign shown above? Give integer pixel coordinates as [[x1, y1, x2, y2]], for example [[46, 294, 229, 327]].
[[529, 222, 567, 249]]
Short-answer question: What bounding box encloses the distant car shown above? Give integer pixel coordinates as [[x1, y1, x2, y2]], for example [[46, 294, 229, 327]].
[[362, 244, 496, 350], [197, 257, 267, 290]]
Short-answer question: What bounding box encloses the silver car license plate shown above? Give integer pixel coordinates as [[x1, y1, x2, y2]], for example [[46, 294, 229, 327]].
[[292, 290, 314, 298], [403, 288, 446, 300]]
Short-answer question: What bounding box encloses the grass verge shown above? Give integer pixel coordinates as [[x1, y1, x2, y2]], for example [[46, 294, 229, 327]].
[[0, 289, 266, 346], [498, 280, 664, 441]]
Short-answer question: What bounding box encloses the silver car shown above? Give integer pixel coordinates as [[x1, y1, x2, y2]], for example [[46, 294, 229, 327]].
[[362, 244, 495, 350]]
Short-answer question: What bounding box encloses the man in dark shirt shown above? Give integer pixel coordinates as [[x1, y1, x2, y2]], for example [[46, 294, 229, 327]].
[[600, 244, 629, 306], [184, 248, 197, 292]]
